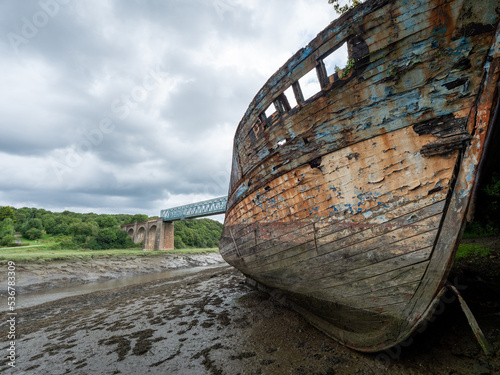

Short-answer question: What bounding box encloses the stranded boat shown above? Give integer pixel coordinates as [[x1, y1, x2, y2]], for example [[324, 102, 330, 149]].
[[219, 0, 500, 352]]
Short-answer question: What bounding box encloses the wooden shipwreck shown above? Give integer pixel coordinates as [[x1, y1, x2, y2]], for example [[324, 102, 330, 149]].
[[219, 0, 500, 352]]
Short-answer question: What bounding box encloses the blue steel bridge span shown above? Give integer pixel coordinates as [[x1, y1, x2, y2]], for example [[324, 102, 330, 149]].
[[160, 196, 228, 222]]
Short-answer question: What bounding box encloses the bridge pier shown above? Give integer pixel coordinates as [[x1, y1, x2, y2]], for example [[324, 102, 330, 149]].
[[156, 221, 174, 250], [121, 218, 174, 251], [122, 196, 228, 251]]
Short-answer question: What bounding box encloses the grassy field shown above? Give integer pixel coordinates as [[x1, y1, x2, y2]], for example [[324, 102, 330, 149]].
[[0, 246, 219, 264]]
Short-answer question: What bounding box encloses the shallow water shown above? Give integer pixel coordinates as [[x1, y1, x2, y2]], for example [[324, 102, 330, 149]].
[[0, 265, 220, 311]]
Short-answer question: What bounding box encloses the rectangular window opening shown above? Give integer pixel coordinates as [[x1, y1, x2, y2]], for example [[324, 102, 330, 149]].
[[283, 87, 298, 109], [298, 69, 322, 101], [323, 42, 349, 80], [265, 104, 277, 119]]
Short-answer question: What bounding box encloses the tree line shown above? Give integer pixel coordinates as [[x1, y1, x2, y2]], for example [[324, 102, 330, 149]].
[[0, 206, 223, 250], [174, 219, 223, 249]]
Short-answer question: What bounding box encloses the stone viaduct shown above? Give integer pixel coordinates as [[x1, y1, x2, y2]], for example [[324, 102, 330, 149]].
[[120, 218, 174, 251], [121, 196, 227, 251]]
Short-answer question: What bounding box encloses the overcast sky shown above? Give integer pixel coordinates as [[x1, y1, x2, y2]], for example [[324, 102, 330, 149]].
[[0, 0, 342, 219]]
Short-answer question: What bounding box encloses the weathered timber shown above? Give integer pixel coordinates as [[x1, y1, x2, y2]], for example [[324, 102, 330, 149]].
[[220, 0, 500, 352], [449, 285, 494, 356]]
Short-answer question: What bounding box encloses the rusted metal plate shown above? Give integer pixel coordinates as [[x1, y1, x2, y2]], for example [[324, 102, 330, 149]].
[[220, 0, 500, 352]]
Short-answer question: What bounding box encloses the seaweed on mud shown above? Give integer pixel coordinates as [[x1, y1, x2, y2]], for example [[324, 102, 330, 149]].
[[149, 316, 163, 325], [149, 344, 183, 367], [233, 316, 251, 328], [192, 343, 224, 375], [106, 320, 136, 332], [176, 318, 199, 335], [216, 311, 231, 326], [260, 359, 276, 366], [230, 351, 257, 360], [43, 343, 78, 356], [201, 320, 215, 328], [30, 353, 44, 361], [74, 362, 88, 369], [130, 329, 155, 356], [25, 364, 41, 372], [99, 336, 131, 361]]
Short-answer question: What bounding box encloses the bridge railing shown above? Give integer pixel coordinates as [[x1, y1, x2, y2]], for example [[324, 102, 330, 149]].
[[161, 196, 228, 221]]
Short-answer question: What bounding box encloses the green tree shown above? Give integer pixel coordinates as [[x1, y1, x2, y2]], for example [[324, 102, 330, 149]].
[[174, 235, 186, 249], [97, 215, 119, 228], [25, 228, 43, 240], [0, 206, 16, 222], [0, 235, 16, 247], [41, 214, 57, 234], [14, 212, 26, 231], [130, 214, 149, 223], [53, 223, 69, 235], [21, 218, 44, 237], [328, 0, 363, 14], [0, 218, 15, 239], [68, 222, 97, 236], [172, 219, 222, 249], [85, 227, 134, 250]]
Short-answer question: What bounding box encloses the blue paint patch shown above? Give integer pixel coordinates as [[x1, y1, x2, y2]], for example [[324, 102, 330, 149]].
[[234, 183, 249, 201], [362, 211, 373, 219]]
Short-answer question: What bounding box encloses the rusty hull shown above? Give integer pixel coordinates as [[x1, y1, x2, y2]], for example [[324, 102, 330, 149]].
[[220, 0, 500, 352]]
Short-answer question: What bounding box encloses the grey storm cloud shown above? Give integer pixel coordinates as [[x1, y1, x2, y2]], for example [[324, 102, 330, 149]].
[[0, 0, 338, 217]]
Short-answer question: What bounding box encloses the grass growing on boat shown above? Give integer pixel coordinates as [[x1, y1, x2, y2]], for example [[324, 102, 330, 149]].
[[0, 247, 219, 264]]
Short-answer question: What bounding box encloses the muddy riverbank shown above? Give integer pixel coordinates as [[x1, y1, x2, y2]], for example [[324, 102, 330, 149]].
[[1, 252, 226, 294], [0, 260, 499, 374]]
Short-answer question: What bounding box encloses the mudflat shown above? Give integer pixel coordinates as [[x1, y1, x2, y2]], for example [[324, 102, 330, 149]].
[[0, 259, 499, 374]]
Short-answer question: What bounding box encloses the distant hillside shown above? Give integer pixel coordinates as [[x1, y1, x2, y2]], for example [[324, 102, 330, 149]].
[[0, 206, 222, 249]]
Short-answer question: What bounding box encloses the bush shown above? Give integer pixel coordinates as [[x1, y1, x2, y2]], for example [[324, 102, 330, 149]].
[[25, 228, 43, 240], [84, 227, 135, 250], [59, 240, 80, 250], [73, 235, 88, 244], [0, 235, 16, 247]]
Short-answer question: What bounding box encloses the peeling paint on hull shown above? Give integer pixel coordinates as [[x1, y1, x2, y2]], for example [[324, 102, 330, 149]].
[[220, 0, 500, 352]]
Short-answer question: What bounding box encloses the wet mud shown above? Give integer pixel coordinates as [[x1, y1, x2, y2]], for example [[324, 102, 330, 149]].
[[5, 252, 225, 294], [0, 260, 499, 374]]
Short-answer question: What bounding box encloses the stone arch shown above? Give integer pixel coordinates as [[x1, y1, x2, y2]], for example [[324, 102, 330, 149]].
[[120, 218, 174, 251], [136, 226, 146, 243]]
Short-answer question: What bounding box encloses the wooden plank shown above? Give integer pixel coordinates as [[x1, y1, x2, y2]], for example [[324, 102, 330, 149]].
[[233, 0, 464, 147], [227, 125, 458, 228], [449, 285, 494, 356], [342, 262, 429, 297], [232, 13, 491, 189], [228, 30, 494, 211], [401, 25, 500, 336], [244, 208, 441, 273]]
